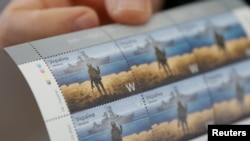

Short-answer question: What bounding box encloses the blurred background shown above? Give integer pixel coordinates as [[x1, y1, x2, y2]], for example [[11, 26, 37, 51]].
[[0, 0, 8, 12]]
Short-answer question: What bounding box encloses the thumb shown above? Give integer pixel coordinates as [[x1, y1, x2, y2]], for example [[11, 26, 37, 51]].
[[0, 6, 99, 47]]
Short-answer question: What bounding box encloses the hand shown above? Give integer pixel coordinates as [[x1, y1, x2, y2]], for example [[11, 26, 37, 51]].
[[0, 0, 164, 48]]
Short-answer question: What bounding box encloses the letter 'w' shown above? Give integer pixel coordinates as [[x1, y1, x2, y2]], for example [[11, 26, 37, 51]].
[[126, 82, 136, 92]]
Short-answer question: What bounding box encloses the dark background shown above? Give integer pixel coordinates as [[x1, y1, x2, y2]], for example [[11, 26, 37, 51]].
[[163, 0, 250, 9]]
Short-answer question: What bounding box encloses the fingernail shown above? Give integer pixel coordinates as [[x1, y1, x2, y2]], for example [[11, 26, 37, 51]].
[[112, 0, 151, 14], [73, 13, 99, 31]]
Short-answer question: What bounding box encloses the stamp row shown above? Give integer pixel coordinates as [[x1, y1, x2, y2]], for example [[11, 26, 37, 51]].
[[45, 10, 250, 113]]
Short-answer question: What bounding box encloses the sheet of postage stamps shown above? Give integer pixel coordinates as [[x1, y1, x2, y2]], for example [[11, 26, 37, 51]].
[[39, 7, 250, 141]]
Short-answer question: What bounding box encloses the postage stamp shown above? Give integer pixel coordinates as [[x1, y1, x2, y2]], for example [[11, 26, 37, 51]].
[[116, 26, 199, 92], [178, 12, 250, 72], [45, 42, 138, 113], [71, 95, 152, 141], [204, 64, 249, 124], [142, 75, 214, 141]]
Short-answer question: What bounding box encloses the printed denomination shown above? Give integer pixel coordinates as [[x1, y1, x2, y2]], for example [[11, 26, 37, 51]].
[[71, 95, 152, 141], [116, 26, 199, 92], [45, 42, 138, 113], [142, 75, 214, 141], [179, 12, 250, 72], [204, 65, 249, 124]]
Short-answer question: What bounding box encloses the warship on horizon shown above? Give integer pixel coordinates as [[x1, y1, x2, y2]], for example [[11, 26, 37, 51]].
[[157, 86, 197, 112], [64, 51, 109, 74], [88, 106, 134, 134]]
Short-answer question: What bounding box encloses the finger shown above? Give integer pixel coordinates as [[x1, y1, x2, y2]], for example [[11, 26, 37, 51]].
[[105, 0, 152, 25], [0, 6, 99, 47], [151, 0, 165, 13], [72, 0, 113, 25], [40, 0, 71, 8], [8, 0, 71, 9]]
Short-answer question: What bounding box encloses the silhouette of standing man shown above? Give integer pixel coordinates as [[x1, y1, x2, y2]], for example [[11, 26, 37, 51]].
[[87, 63, 107, 95], [236, 81, 245, 112], [214, 31, 225, 49], [154, 45, 172, 76], [111, 121, 122, 141], [177, 101, 189, 134], [232, 69, 246, 113], [214, 30, 227, 57]]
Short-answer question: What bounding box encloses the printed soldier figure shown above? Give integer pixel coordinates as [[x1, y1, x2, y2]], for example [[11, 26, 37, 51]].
[[214, 30, 227, 56], [236, 81, 245, 113], [87, 63, 107, 95], [232, 69, 246, 113], [177, 101, 189, 134], [111, 121, 122, 141], [154, 45, 172, 76]]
